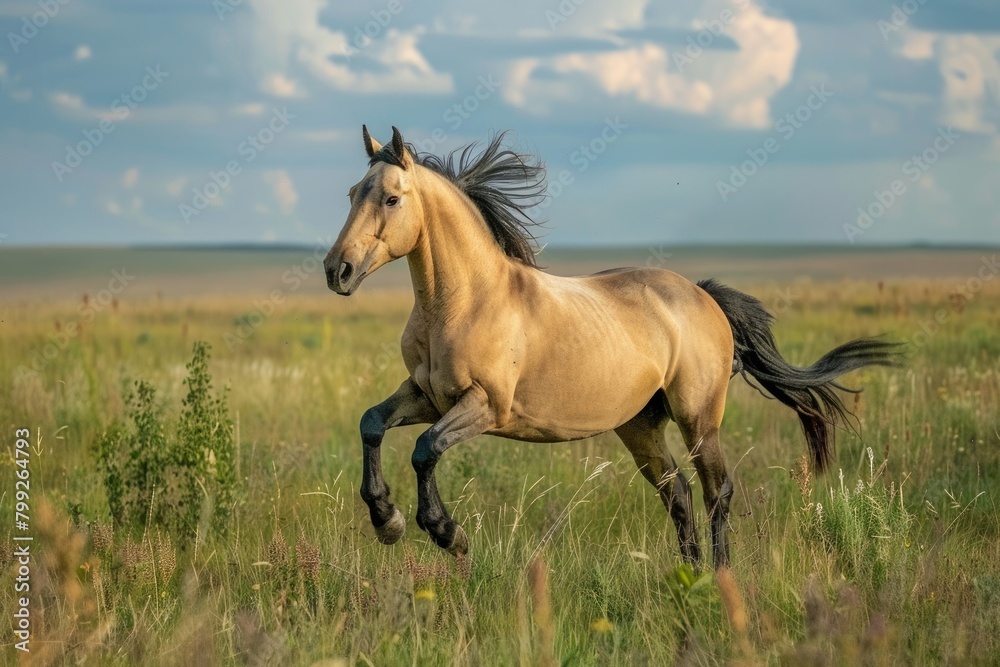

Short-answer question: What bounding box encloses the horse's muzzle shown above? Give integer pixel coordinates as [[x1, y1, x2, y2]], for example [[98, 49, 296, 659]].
[[325, 258, 366, 296]]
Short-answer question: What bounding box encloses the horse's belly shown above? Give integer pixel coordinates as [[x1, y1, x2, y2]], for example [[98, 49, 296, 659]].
[[498, 353, 666, 441]]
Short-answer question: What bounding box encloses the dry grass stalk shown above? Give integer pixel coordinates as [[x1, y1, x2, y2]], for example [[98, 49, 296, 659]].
[[716, 567, 754, 664], [529, 557, 556, 667]]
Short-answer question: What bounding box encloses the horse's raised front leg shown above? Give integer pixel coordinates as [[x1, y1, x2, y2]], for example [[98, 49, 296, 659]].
[[360, 378, 440, 545], [411, 388, 495, 557]]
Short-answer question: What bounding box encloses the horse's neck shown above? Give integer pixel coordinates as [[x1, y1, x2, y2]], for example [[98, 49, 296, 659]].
[[406, 173, 511, 320]]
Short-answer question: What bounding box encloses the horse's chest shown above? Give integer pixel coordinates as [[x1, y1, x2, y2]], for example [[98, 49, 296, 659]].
[[402, 330, 464, 409]]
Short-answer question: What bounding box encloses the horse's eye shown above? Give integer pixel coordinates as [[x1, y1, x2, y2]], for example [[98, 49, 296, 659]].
[[385, 195, 399, 207]]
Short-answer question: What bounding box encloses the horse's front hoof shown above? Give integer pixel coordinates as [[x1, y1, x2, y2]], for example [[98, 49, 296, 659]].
[[445, 524, 468, 557], [374, 508, 406, 545]]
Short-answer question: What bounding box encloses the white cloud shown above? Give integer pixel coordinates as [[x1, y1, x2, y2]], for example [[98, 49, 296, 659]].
[[263, 170, 299, 215], [0, 60, 6, 82], [10, 90, 31, 102], [166, 176, 188, 197], [232, 102, 266, 116], [247, 0, 452, 94], [121, 167, 139, 188], [937, 34, 1000, 134], [50, 91, 84, 111], [74, 45, 92, 61], [105, 196, 142, 217], [261, 72, 303, 98], [503, 0, 799, 129], [891, 28, 1000, 135], [896, 29, 937, 61], [48, 93, 238, 125]]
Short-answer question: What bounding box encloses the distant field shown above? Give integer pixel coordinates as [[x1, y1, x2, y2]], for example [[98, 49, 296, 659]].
[[1, 244, 998, 300], [1, 245, 998, 664]]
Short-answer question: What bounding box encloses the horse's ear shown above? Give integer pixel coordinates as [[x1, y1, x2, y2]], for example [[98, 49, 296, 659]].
[[390, 126, 413, 169], [362, 124, 381, 157]]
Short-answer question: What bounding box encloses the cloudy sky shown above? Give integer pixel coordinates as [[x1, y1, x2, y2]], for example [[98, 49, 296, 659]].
[[1, 0, 998, 247]]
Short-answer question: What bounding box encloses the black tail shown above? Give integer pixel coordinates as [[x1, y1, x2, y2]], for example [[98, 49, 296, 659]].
[[697, 279, 904, 473]]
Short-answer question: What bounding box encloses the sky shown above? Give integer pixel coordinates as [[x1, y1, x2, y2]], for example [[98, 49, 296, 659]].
[[0, 0, 998, 248]]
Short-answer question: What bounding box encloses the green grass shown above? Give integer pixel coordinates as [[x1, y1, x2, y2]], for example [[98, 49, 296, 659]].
[[1, 277, 999, 665]]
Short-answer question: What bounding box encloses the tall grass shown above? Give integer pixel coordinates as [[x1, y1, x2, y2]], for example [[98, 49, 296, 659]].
[[0, 278, 998, 664]]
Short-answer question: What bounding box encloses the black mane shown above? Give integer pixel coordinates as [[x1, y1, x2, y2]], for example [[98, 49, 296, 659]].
[[370, 132, 546, 267]]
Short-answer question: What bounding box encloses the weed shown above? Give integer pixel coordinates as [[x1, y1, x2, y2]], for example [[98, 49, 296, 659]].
[[94, 341, 237, 539]]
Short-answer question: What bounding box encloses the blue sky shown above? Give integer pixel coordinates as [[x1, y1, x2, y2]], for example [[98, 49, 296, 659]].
[[0, 0, 998, 247]]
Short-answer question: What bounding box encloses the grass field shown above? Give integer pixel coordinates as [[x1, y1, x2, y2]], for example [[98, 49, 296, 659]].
[[1, 246, 999, 665]]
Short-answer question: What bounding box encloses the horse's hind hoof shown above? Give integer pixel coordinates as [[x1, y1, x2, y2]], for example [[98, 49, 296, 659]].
[[375, 508, 406, 545], [445, 524, 468, 557]]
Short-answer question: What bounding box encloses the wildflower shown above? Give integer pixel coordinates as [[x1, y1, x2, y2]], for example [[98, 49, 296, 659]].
[[415, 588, 436, 601], [267, 532, 288, 567], [296, 533, 321, 581], [590, 617, 614, 633]]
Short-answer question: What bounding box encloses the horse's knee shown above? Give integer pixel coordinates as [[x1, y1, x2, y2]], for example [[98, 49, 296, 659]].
[[360, 407, 384, 446], [411, 431, 439, 473]]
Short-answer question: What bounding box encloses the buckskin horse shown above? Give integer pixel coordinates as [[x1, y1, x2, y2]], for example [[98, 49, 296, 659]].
[[323, 126, 900, 568]]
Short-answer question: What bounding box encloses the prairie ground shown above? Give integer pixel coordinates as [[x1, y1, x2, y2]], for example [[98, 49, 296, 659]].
[[1, 246, 999, 665]]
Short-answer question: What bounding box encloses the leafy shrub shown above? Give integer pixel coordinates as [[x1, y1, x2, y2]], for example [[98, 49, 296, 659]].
[[95, 341, 236, 538], [800, 449, 914, 592]]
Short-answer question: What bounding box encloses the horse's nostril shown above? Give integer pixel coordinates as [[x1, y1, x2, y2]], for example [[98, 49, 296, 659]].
[[338, 261, 354, 284]]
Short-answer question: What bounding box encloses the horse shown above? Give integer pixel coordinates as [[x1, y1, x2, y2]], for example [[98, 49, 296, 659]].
[[323, 125, 902, 568]]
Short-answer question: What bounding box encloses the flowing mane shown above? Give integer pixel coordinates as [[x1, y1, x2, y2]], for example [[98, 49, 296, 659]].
[[370, 132, 546, 267]]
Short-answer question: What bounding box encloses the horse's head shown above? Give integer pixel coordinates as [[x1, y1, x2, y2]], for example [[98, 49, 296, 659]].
[[324, 125, 423, 296]]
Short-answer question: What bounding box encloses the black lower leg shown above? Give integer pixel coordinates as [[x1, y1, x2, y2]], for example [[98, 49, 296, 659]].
[[360, 408, 404, 543], [670, 473, 701, 564], [412, 435, 467, 556], [710, 477, 734, 568]]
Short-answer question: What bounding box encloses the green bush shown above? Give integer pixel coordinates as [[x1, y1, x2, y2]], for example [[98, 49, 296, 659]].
[[95, 341, 236, 538], [802, 449, 914, 592]]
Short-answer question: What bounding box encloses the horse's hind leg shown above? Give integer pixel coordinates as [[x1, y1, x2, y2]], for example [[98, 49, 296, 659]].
[[615, 393, 701, 564], [666, 380, 734, 569]]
